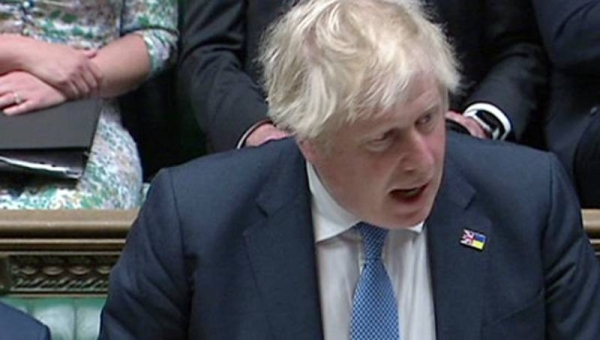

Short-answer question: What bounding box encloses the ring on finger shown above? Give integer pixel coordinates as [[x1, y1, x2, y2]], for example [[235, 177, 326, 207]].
[[12, 91, 22, 105]]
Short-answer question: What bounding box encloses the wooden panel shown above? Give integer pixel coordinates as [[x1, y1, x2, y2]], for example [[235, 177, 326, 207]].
[[0, 210, 137, 295], [582, 209, 600, 261], [0, 208, 596, 294]]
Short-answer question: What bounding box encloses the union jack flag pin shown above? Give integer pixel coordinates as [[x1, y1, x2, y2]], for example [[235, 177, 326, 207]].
[[460, 229, 487, 251]]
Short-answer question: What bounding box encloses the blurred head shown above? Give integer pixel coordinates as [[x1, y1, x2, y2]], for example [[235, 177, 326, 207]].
[[260, 0, 459, 229]]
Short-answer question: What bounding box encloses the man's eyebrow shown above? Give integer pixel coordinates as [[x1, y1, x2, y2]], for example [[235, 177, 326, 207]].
[[423, 101, 442, 113]]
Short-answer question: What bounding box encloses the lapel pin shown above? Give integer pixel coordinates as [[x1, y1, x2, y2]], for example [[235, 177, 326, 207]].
[[460, 228, 487, 251]]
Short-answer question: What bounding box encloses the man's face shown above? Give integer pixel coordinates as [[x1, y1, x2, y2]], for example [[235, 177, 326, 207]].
[[300, 74, 446, 229]]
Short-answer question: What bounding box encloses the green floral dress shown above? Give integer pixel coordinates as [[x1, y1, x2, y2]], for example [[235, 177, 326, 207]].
[[0, 0, 178, 209]]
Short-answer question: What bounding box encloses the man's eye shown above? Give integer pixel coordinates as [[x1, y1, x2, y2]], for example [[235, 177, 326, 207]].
[[417, 113, 433, 126], [372, 134, 389, 142], [372, 130, 395, 143], [366, 131, 394, 151]]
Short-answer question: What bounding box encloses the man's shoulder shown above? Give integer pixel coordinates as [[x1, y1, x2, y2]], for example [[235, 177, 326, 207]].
[[446, 132, 560, 198], [141, 138, 308, 236], [170, 138, 300, 181], [0, 302, 50, 339], [448, 132, 553, 173], [148, 138, 304, 206]]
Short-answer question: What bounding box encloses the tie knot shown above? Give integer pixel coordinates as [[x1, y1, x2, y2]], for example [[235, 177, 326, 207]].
[[356, 222, 388, 261]]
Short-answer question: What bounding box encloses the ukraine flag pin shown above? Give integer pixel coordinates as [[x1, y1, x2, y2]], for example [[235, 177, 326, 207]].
[[460, 228, 487, 251]]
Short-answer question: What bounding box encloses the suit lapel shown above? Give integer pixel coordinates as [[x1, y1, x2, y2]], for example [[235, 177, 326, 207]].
[[427, 159, 491, 340], [242, 139, 492, 339], [244, 142, 324, 339]]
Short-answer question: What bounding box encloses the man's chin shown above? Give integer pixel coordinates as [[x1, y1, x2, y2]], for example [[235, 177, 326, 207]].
[[383, 200, 435, 229]]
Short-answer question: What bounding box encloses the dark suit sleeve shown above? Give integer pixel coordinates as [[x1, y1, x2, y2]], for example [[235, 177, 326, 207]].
[[99, 170, 191, 339], [38, 326, 51, 340], [543, 155, 600, 339], [0, 302, 51, 340], [533, 0, 600, 76], [465, 0, 547, 141], [178, 0, 269, 151]]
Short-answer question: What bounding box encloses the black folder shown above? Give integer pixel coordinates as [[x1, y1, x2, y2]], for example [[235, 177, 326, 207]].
[[0, 99, 101, 179]]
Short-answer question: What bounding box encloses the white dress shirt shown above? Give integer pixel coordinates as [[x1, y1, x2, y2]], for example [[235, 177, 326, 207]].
[[307, 163, 436, 340]]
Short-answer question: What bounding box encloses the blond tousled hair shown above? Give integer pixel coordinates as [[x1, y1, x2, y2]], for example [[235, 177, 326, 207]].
[[260, 0, 460, 142]]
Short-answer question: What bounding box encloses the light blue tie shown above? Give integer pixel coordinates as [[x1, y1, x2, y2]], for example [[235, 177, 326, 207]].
[[350, 223, 400, 340]]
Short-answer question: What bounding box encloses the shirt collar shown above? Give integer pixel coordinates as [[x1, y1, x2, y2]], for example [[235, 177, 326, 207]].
[[306, 162, 424, 244]]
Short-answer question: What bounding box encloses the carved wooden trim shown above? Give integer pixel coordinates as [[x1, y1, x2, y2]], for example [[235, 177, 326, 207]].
[[0, 253, 120, 294], [0, 210, 137, 294], [0, 208, 595, 295]]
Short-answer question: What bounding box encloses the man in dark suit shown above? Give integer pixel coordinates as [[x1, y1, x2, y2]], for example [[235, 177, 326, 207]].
[[103, 1, 599, 338], [0, 302, 50, 339], [178, 0, 546, 152], [532, 0, 600, 207]]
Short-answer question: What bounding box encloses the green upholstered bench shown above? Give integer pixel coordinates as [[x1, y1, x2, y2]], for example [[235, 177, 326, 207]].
[[2, 296, 105, 340]]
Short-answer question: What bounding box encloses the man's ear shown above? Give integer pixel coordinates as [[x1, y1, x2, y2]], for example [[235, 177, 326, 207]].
[[297, 138, 319, 163]]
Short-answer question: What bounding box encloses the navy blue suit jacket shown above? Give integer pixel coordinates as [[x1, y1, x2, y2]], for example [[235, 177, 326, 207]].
[[0, 302, 50, 340], [100, 134, 600, 339]]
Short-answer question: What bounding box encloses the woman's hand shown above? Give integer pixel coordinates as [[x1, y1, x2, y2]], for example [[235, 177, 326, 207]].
[[0, 71, 67, 115], [16, 38, 103, 99]]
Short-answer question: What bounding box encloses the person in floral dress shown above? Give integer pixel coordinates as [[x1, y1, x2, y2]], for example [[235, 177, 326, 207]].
[[0, 0, 178, 209]]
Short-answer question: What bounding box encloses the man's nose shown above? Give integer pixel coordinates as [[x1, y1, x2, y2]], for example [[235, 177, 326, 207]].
[[398, 132, 434, 173]]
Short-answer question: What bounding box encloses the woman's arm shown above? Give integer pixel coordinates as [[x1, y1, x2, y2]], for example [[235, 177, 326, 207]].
[[0, 35, 23, 74], [0, 34, 101, 98], [98, 0, 178, 95], [0, 32, 153, 115], [89, 34, 150, 98], [0, 0, 177, 107], [89, 0, 178, 98]]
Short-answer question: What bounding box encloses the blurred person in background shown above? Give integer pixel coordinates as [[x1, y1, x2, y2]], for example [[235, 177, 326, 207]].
[[178, 0, 546, 152], [0, 0, 177, 209], [533, 0, 600, 207]]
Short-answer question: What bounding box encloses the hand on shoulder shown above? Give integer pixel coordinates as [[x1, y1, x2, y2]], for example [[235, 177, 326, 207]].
[[445, 111, 490, 139], [245, 123, 290, 147]]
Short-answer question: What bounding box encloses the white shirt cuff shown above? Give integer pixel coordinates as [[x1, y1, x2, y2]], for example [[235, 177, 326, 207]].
[[463, 103, 512, 140]]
